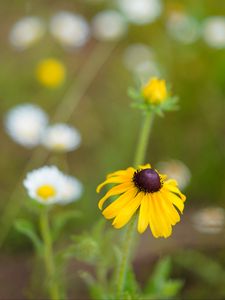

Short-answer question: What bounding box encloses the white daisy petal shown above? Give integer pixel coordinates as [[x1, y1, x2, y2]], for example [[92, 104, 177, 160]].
[[202, 16, 225, 49], [59, 175, 83, 205], [92, 10, 127, 41], [118, 0, 162, 25], [50, 11, 90, 49], [41, 123, 81, 152], [9, 16, 45, 50], [4, 103, 48, 148]]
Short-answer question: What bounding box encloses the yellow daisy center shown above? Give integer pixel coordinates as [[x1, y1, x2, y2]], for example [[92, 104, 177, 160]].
[[36, 58, 65, 88], [142, 77, 168, 104], [37, 184, 56, 200]]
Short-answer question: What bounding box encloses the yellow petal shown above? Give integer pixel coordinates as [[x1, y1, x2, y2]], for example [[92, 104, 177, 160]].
[[156, 195, 172, 237], [159, 191, 180, 225], [102, 188, 137, 219], [148, 194, 160, 238], [167, 192, 184, 213], [152, 193, 172, 238], [138, 195, 149, 234], [96, 176, 128, 193], [107, 167, 135, 179], [164, 182, 186, 202], [98, 182, 133, 210], [112, 191, 142, 229]]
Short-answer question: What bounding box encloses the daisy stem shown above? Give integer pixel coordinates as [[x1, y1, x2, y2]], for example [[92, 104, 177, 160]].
[[40, 208, 60, 300], [116, 112, 154, 298]]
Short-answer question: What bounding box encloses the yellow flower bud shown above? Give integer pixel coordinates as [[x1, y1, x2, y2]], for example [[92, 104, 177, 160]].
[[142, 77, 168, 104]]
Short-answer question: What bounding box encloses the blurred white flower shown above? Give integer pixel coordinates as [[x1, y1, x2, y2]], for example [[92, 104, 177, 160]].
[[118, 0, 162, 25], [92, 10, 127, 41], [157, 159, 191, 190], [123, 44, 161, 83], [202, 16, 225, 49], [167, 11, 200, 44], [50, 11, 90, 49], [5, 103, 48, 148], [42, 123, 81, 152], [59, 175, 83, 205], [9, 16, 45, 50], [192, 207, 225, 234], [23, 166, 66, 205]]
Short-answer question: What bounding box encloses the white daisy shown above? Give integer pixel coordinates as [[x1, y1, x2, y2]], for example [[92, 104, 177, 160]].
[[167, 11, 200, 44], [5, 103, 48, 148], [49, 11, 90, 49], [118, 0, 162, 25], [9, 16, 45, 50], [192, 207, 225, 234], [202, 16, 225, 49], [23, 166, 66, 205], [92, 10, 127, 41], [41, 123, 81, 152], [59, 175, 83, 205], [157, 159, 191, 190]]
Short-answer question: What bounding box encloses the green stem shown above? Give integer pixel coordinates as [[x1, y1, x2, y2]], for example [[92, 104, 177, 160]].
[[40, 208, 60, 300], [116, 112, 154, 299]]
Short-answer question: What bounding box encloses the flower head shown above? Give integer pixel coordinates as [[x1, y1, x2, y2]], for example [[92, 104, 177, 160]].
[[50, 11, 90, 49], [92, 10, 127, 41], [41, 123, 81, 152], [24, 166, 83, 205], [97, 164, 186, 238], [5, 103, 48, 148], [36, 58, 66, 88], [24, 166, 66, 205], [118, 0, 162, 25], [9, 16, 45, 50], [142, 77, 168, 104], [202, 16, 225, 49]]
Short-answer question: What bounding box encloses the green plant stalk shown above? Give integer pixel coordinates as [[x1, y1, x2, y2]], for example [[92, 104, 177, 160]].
[[116, 112, 154, 298], [40, 208, 60, 300]]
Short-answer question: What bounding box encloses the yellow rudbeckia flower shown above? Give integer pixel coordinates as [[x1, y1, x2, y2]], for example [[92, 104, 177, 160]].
[[142, 77, 168, 104], [97, 164, 186, 238], [36, 58, 66, 88]]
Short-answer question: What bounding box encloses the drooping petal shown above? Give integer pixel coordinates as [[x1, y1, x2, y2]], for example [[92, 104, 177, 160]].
[[112, 191, 142, 229], [155, 194, 172, 237], [107, 167, 135, 179], [96, 176, 128, 193], [152, 193, 172, 238], [148, 194, 160, 238], [98, 181, 134, 210], [138, 194, 149, 234], [167, 192, 184, 213], [102, 188, 137, 219], [158, 191, 180, 225], [164, 182, 186, 201]]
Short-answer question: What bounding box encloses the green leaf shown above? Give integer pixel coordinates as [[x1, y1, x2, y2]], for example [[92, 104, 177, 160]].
[[14, 219, 42, 253], [144, 257, 172, 294], [124, 268, 140, 295], [162, 280, 184, 297]]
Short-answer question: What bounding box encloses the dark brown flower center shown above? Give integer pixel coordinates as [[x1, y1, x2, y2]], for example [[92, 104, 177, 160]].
[[133, 168, 161, 193]]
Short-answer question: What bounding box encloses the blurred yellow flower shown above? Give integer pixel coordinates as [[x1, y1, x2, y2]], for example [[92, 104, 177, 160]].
[[142, 77, 168, 104], [97, 164, 186, 238], [37, 184, 56, 200], [36, 58, 65, 88]]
